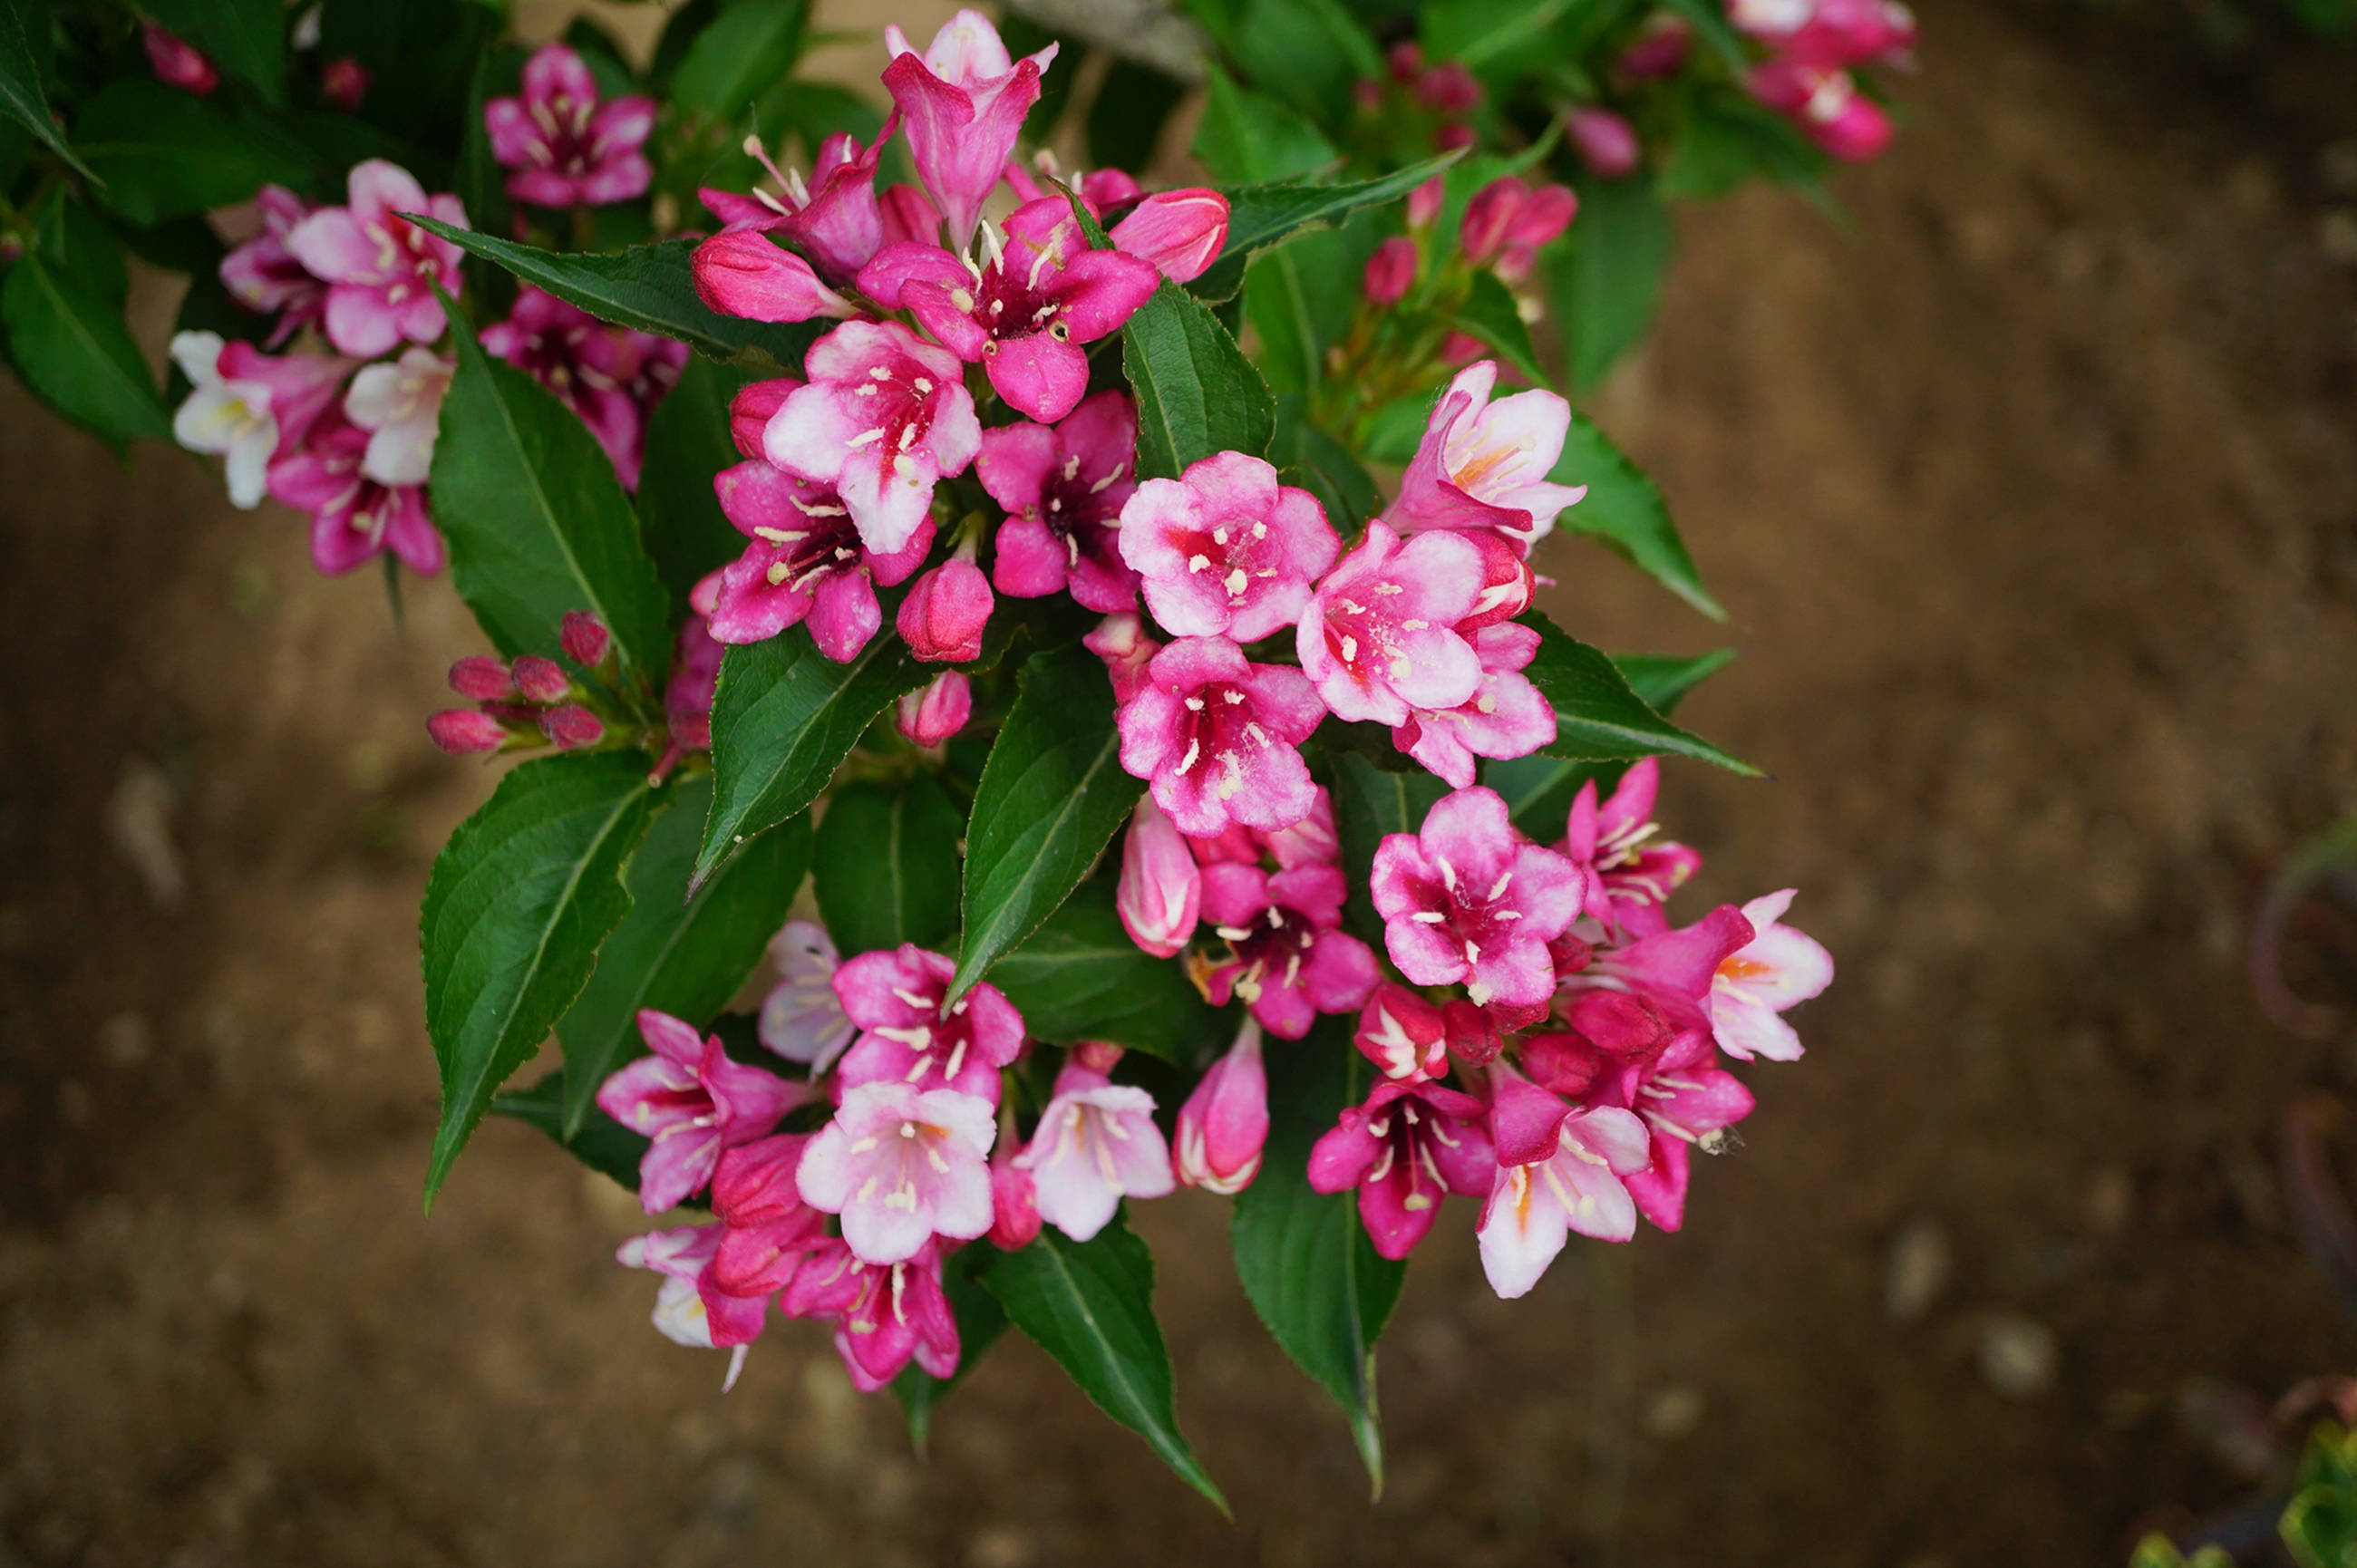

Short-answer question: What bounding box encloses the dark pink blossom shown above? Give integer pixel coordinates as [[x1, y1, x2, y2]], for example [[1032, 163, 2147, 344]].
[[1560, 759, 1702, 937], [539, 704, 604, 750], [1562, 903, 1757, 1044], [219, 187, 325, 346], [710, 123, 893, 284], [704, 456, 933, 657], [141, 22, 216, 94], [1747, 61, 1892, 161], [1353, 984, 1450, 1084], [1083, 612, 1159, 703], [597, 1009, 815, 1215], [781, 1238, 960, 1391], [561, 611, 610, 667], [265, 410, 441, 576], [1567, 107, 1642, 179], [896, 552, 994, 663], [881, 10, 1058, 250], [730, 377, 797, 458], [664, 615, 725, 759], [978, 391, 1140, 611], [762, 321, 980, 555], [1393, 621, 1556, 788], [1118, 450, 1339, 643], [1370, 786, 1589, 1010], [1295, 521, 1487, 728], [427, 710, 507, 754], [1384, 362, 1588, 553], [1308, 1077, 1496, 1260], [1620, 15, 1694, 77], [1625, 1050, 1757, 1232], [896, 671, 973, 745], [708, 1133, 827, 1297], [1115, 635, 1326, 838], [480, 286, 685, 490], [1116, 795, 1200, 959], [831, 944, 1025, 1104], [484, 44, 655, 207], [987, 1141, 1043, 1249], [1193, 861, 1379, 1040], [1363, 236, 1417, 305], [1174, 1021, 1268, 1194], [285, 160, 469, 360]]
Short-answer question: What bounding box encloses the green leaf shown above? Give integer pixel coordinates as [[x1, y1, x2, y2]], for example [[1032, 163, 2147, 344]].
[[890, 1240, 1010, 1450], [420, 752, 661, 1206], [452, 42, 519, 320], [1654, 0, 1754, 72], [1447, 268, 1549, 388], [1523, 613, 1754, 773], [1121, 278, 1276, 480], [75, 79, 313, 226], [405, 220, 819, 367], [1232, 1019, 1404, 1493], [109, 210, 225, 276], [1552, 411, 1722, 619], [1190, 152, 1458, 301], [813, 773, 964, 957], [429, 302, 675, 693], [491, 1070, 653, 1195], [1192, 67, 1335, 186], [1659, 87, 1828, 201], [143, 0, 287, 105], [1357, 393, 1431, 464], [669, 0, 809, 118], [1271, 396, 1380, 530], [0, 0, 91, 181], [1327, 752, 1445, 943], [694, 629, 927, 891], [1233, 0, 1382, 124], [35, 197, 125, 308], [554, 778, 812, 1138], [1486, 648, 1735, 832], [1547, 174, 1673, 392], [1, 254, 168, 447], [1420, 0, 1579, 73], [981, 1218, 1227, 1511], [989, 877, 1227, 1061], [635, 353, 756, 614], [954, 645, 1144, 998], [1087, 57, 1187, 174]]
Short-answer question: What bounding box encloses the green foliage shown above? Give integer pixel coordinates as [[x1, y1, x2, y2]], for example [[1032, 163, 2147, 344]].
[[1193, 67, 1336, 187], [1232, 0, 1382, 124], [1522, 612, 1754, 773], [1087, 58, 1186, 174], [1328, 752, 1447, 942], [635, 353, 757, 614], [1447, 268, 1550, 388], [1121, 278, 1276, 480], [1553, 411, 1723, 618], [1271, 396, 1382, 530], [75, 80, 313, 226], [2, 252, 165, 449], [0, 0, 89, 181], [1547, 174, 1674, 392], [1487, 648, 1737, 832], [669, 0, 810, 119], [813, 773, 964, 956], [989, 877, 1228, 1062], [141, 0, 287, 105], [1193, 155, 1460, 301], [491, 1070, 654, 1196], [2284, 1420, 2357, 1568], [891, 1241, 1011, 1449]]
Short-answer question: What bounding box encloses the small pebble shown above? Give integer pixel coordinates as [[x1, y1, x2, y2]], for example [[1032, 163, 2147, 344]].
[[1886, 1218, 1953, 1322], [1977, 1313, 2058, 1399], [1642, 1385, 1705, 1440]]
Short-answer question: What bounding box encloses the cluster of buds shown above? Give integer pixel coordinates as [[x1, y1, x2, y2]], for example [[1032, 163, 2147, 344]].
[[425, 612, 614, 756], [1353, 42, 1486, 155]]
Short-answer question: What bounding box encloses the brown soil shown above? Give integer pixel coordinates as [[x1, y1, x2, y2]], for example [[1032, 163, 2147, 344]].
[[5, 3, 2356, 1564]]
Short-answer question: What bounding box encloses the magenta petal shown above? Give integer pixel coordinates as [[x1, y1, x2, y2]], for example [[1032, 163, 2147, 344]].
[[807, 571, 883, 662], [1307, 1118, 1379, 1193], [1052, 249, 1163, 341], [991, 516, 1071, 597], [985, 333, 1091, 422]]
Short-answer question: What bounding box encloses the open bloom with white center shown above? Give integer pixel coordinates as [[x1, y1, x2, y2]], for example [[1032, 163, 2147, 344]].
[[1115, 635, 1326, 838], [1308, 1076, 1496, 1260], [795, 1081, 997, 1264], [616, 1224, 769, 1389], [705, 455, 934, 657], [762, 320, 981, 555], [342, 346, 451, 487], [881, 9, 1057, 250], [830, 944, 1026, 1103], [285, 160, 468, 360], [1384, 361, 1589, 554], [1709, 889, 1834, 1061], [780, 1238, 961, 1391], [757, 920, 858, 1072], [1370, 786, 1589, 1009], [596, 1009, 815, 1215], [1118, 450, 1339, 643], [976, 390, 1140, 612], [1014, 1060, 1174, 1242], [1295, 521, 1487, 728], [1191, 860, 1379, 1039], [703, 123, 892, 284], [170, 332, 349, 508], [1477, 1066, 1653, 1296]]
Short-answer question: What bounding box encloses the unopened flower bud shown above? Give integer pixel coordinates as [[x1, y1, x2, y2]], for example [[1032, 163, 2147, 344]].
[[560, 611, 611, 668], [1513, 184, 1579, 251], [1082, 612, 1159, 703], [1456, 528, 1537, 628], [1549, 930, 1595, 979], [1386, 41, 1424, 84], [1440, 330, 1485, 365], [1567, 108, 1642, 179], [1562, 988, 1673, 1059], [1407, 177, 1446, 231], [1110, 189, 1230, 285], [878, 183, 944, 249], [1116, 797, 1201, 958], [1416, 62, 1482, 115], [1620, 15, 1693, 79], [141, 22, 218, 95], [1518, 1031, 1612, 1099], [448, 655, 516, 702], [728, 378, 798, 460], [1433, 122, 1478, 152], [987, 1144, 1042, 1250], [1363, 236, 1418, 306], [1071, 1041, 1125, 1076], [896, 557, 994, 663], [1461, 177, 1529, 266], [692, 231, 858, 324], [1442, 999, 1503, 1065], [895, 671, 973, 746], [1173, 1021, 1267, 1194], [540, 704, 606, 750], [1807, 86, 1892, 162], [427, 709, 508, 755], [1355, 984, 1448, 1081], [320, 55, 370, 112], [512, 654, 570, 704]]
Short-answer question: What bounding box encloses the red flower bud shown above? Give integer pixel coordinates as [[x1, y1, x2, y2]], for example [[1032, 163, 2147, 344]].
[[1460, 177, 1529, 266], [1567, 108, 1642, 179], [728, 378, 798, 460], [427, 709, 508, 755], [1443, 999, 1503, 1065], [448, 655, 516, 702], [560, 611, 610, 668], [894, 671, 973, 747], [1363, 236, 1418, 306], [895, 558, 993, 663], [511, 655, 570, 704], [539, 704, 606, 750]]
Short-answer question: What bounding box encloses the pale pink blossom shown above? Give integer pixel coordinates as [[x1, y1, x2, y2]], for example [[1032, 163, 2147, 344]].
[[265, 410, 441, 576], [484, 44, 655, 207], [141, 22, 216, 94], [1476, 1064, 1652, 1294], [897, 671, 973, 745], [1115, 635, 1325, 838], [285, 160, 468, 360], [762, 320, 980, 555], [977, 391, 1140, 612], [705, 456, 934, 657], [1370, 786, 1589, 1010], [342, 346, 451, 487], [796, 1081, 997, 1263], [758, 920, 858, 1072], [881, 10, 1058, 250], [1119, 451, 1339, 643], [1392, 621, 1556, 788], [219, 187, 325, 345], [1194, 861, 1379, 1040], [1309, 1077, 1495, 1260], [1116, 796, 1200, 958], [597, 1009, 814, 1215], [170, 332, 349, 508], [1384, 361, 1588, 553], [616, 1224, 768, 1388], [831, 944, 1026, 1103], [1014, 1060, 1174, 1242], [1709, 890, 1833, 1061], [1295, 521, 1487, 728], [780, 1238, 960, 1391], [1173, 1021, 1267, 1194]]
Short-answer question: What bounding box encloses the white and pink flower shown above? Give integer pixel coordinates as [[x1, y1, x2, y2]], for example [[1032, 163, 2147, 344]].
[[1369, 786, 1588, 1010], [1014, 1059, 1174, 1242], [795, 1080, 997, 1263], [1119, 451, 1339, 644], [596, 1009, 815, 1215], [880, 10, 1058, 251], [1384, 361, 1588, 554], [1115, 635, 1325, 838], [284, 160, 469, 360]]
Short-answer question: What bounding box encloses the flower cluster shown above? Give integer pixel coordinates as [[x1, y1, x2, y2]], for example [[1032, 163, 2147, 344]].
[[1731, 0, 1915, 160]]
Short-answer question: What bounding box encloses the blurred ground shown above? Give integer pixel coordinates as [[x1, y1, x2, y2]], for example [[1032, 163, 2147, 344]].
[[5, 1, 2357, 1564]]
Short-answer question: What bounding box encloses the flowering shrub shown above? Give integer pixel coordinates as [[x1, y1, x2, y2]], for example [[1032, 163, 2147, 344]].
[[0, 0, 1884, 1505]]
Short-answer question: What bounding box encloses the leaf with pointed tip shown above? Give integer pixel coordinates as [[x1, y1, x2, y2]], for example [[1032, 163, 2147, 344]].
[[1447, 268, 1550, 389], [1488, 648, 1736, 834], [554, 778, 812, 1138], [635, 353, 757, 614], [1121, 277, 1275, 480], [989, 877, 1227, 1062], [981, 1217, 1228, 1511], [1, 253, 168, 448], [0, 0, 91, 180], [491, 1070, 653, 1195], [813, 772, 964, 957], [1232, 1017, 1404, 1495], [1522, 612, 1754, 774], [890, 1241, 1010, 1452], [1192, 67, 1334, 187], [74, 80, 314, 225], [421, 753, 661, 1206], [953, 645, 1144, 998], [1551, 411, 1722, 620], [1191, 153, 1460, 302], [429, 299, 674, 694]]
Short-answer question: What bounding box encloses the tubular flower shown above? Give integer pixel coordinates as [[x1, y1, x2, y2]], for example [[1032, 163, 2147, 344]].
[[341, 346, 451, 487], [1115, 635, 1326, 838], [880, 9, 1058, 251], [780, 1238, 961, 1391], [708, 1134, 827, 1298], [1353, 984, 1450, 1084], [1392, 621, 1556, 789], [895, 550, 994, 662], [1014, 1060, 1175, 1242], [1560, 759, 1702, 937], [1370, 786, 1590, 1010], [795, 1081, 997, 1264], [1190, 861, 1380, 1040], [761, 320, 981, 556], [219, 187, 325, 345], [265, 410, 441, 576], [758, 920, 858, 1073], [1476, 1062, 1653, 1294], [1295, 521, 1489, 728], [596, 1009, 816, 1215], [1116, 795, 1201, 959], [1308, 1077, 1496, 1260], [1174, 1021, 1268, 1194], [830, 944, 1026, 1103], [1623, 1044, 1758, 1233], [1384, 361, 1589, 554], [706, 456, 935, 658], [169, 332, 349, 508], [1084, 611, 1160, 703], [1708, 890, 1835, 1061], [483, 44, 655, 207], [616, 1224, 769, 1389], [1118, 450, 1340, 644], [284, 160, 469, 360], [976, 391, 1141, 611], [692, 230, 860, 324]]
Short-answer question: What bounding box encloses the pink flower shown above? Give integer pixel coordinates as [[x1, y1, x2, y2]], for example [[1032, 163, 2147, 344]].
[[708, 1133, 827, 1297], [427, 710, 507, 754], [264, 410, 441, 576], [897, 671, 973, 745], [1173, 1021, 1268, 1194], [692, 230, 859, 324], [1116, 796, 1200, 958], [597, 1009, 815, 1215], [1109, 189, 1228, 284], [1295, 521, 1487, 727], [896, 552, 994, 663], [169, 332, 350, 508], [1565, 903, 1757, 1043], [831, 944, 1026, 1103], [483, 44, 655, 207], [1194, 861, 1379, 1039], [1014, 1060, 1174, 1242], [730, 377, 797, 458], [1709, 890, 1833, 1061], [1749, 62, 1892, 160], [758, 920, 858, 1072], [1624, 1047, 1758, 1232], [320, 56, 370, 112], [1560, 759, 1702, 937], [711, 122, 895, 284], [1370, 786, 1589, 1010], [1118, 451, 1339, 642], [616, 1224, 768, 1388], [220, 187, 325, 345], [1308, 1077, 1496, 1260], [879, 183, 945, 249], [1461, 177, 1577, 284], [1260, 785, 1340, 870], [763, 321, 980, 555], [1353, 984, 1450, 1084], [560, 611, 610, 667], [1477, 1081, 1654, 1294], [705, 456, 934, 657], [868, 199, 1159, 423], [342, 346, 451, 487], [664, 615, 724, 759], [1115, 635, 1325, 838], [285, 160, 469, 360], [540, 704, 604, 750], [796, 1081, 997, 1263], [988, 1139, 1043, 1249], [1383, 362, 1589, 554], [780, 1238, 960, 1391], [1363, 236, 1417, 305], [1392, 621, 1556, 788], [1567, 107, 1642, 179], [1084, 612, 1159, 703], [881, 10, 1059, 250], [141, 22, 216, 94], [977, 391, 1140, 612], [1407, 176, 1446, 229], [482, 286, 687, 490]]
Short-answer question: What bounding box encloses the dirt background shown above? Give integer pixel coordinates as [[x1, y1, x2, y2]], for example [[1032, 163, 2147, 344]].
[[5, 1, 2356, 1563]]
